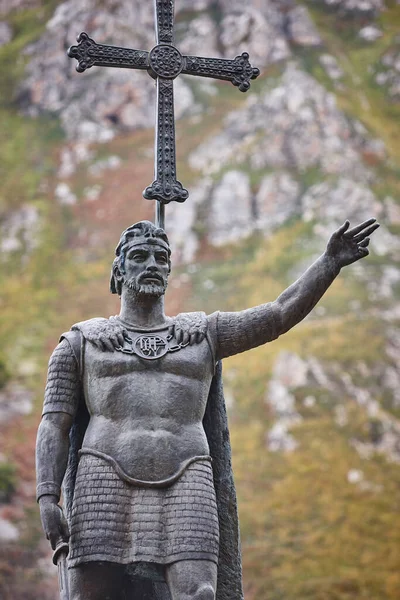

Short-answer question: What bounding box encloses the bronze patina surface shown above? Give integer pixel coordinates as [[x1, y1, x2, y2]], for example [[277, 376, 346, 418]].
[[36, 218, 379, 600]]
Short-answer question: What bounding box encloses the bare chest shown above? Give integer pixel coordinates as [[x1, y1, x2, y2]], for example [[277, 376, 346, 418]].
[[82, 334, 215, 422]]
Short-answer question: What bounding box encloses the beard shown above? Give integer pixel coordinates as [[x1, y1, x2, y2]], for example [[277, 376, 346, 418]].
[[124, 273, 167, 298]]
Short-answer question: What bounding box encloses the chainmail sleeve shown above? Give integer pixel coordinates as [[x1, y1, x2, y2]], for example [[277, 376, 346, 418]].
[[42, 338, 81, 417], [209, 303, 281, 361]]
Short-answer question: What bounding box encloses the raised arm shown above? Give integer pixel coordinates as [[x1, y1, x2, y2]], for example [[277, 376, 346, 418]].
[[213, 219, 379, 360], [36, 337, 81, 549]]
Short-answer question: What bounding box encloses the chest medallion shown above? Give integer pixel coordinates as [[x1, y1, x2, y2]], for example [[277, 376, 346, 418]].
[[115, 333, 189, 361]]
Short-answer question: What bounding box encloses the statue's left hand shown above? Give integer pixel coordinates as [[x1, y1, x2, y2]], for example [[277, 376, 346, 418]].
[[169, 312, 208, 345], [326, 218, 380, 268]]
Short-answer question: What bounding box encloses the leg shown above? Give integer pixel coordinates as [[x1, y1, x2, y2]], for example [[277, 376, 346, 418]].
[[69, 561, 125, 600], [165, 560, 217, 600]]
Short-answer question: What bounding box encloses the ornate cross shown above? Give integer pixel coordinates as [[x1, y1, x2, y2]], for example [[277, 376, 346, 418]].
[[68, 0, 260, 229]]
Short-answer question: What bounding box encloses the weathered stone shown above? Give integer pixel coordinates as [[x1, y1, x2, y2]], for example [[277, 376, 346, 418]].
[[220, 5, 290, 68], [367, 225, 400, 258], [178, 14, 219, 58], [384, 196, 400, 225], [55, 182, 77, 206], [286, 5, 322, 47], [256, 172, 300, 231], [190, 63, 377, 182], [0, 20, 11, 46], [0, 0, 39, 14], [88, 155, 122, 177], [383, 365, 400, 408], [358, 25, 383, 42], [301, 178, 381, 233], [0, 383, 34, 424], [0, 518, 19, 542], [316, 0, 384, 17], [207, 171, 252, 246], [0, 205, 40, 255], [375, 45, 400, 100], [18, 0, 290, 140], [167, 178, 214, 263], [319, 53, 344, 80], [58, 143, 94, 178]]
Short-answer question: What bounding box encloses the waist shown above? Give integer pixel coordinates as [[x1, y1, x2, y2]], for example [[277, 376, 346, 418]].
[[79, 448, 212, 488]]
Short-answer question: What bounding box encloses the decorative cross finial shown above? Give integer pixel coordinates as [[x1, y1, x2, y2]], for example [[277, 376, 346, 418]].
[[68, 0, 260, 229]]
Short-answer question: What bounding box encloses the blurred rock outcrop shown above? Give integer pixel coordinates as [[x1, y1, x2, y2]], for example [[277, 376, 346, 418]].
[[15, 0, 329, 142]]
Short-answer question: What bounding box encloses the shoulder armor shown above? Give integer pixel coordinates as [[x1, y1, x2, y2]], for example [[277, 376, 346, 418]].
[[60, 329, 83, 374], [174, 311, 208, 337]]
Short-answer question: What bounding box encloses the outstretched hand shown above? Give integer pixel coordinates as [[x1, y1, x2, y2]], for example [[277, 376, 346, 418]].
[[326, 218, 380, 268]]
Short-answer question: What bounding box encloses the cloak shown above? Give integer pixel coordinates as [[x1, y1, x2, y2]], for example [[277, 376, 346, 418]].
[[61, 330, 244, 600]]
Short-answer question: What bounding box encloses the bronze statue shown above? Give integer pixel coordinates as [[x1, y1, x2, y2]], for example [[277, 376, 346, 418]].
[[36, 217, 379, 600]]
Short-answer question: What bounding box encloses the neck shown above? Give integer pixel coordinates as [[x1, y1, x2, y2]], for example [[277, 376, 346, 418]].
[[119, 288, 167, 328]]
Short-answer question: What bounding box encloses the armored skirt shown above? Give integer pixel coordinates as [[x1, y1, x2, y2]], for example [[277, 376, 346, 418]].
[[68, 453, 220, 568]]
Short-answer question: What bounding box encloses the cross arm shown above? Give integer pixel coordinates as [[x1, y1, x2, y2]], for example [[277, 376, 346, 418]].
[[182, 53, 260, 92], [67, 32, 149, 73]]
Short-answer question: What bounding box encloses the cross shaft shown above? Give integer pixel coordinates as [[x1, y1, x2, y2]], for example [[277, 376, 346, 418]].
[[68, 0, 260, 228]]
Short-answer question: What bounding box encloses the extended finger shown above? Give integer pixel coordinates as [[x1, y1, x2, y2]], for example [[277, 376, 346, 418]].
[[358, 247, 369, 258], [332, 220, 350, 238], [100, 336, 114, 352], [104, 339, 115, 352], [110, 335, 120, 349], [98, 336, 107, 352], [358, 237, 370, 248], [116, 333, 125, 347], [344, 218, 377, 238], [353, 222, 380, 241], [196, 331, 205, 344]]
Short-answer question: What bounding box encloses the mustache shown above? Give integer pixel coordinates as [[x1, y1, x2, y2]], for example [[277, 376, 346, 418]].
[[138, 271, 165, 284]]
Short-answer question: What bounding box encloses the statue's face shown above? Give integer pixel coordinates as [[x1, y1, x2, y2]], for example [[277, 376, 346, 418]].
[[122, 243, 170, 298]]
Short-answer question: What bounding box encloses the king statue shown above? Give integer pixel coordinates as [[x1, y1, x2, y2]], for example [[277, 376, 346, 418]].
[[36, 217, 379, 600]]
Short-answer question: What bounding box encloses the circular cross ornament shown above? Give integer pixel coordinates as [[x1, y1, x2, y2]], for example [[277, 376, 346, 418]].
[[149, 44, 183, 79]]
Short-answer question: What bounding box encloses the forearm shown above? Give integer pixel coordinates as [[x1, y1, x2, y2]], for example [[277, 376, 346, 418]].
[[36, 413, 72, 502], [273, 251, 340, 335], [213, 301, 280, 360], [212, 219, 377, 360], [213, 253, 340, 360], [36, 337, 80, 502]]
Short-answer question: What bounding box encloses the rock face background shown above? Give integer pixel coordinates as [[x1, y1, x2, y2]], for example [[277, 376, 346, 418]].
[[0, 0, 400, 598]]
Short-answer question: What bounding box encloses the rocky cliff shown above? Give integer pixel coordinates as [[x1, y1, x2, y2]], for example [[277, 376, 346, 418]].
[[0, 0, 399, 598]]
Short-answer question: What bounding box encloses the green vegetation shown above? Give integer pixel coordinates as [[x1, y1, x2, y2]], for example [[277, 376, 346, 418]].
[[186, 224, 400, 599]]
